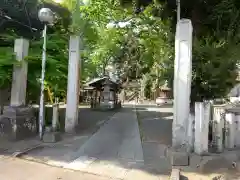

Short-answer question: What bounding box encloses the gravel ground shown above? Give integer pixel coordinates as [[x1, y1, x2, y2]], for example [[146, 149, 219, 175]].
[[0, 157, 114, 180]]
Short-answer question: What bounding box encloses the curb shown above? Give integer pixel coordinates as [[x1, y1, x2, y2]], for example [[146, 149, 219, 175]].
[[12, 144, 44, 158]]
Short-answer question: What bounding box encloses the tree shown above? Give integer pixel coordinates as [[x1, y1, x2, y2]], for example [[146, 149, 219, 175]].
[[0, 0, 72, 102], [1, 0, 239, 104], [119, 0, 240, 101]]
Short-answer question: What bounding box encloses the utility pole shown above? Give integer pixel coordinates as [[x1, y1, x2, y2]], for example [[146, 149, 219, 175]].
[[177, 0, 180, 21]]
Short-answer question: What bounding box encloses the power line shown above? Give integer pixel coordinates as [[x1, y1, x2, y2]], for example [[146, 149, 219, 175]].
[[23, 0, 34, 34], [0, 10, 38, 31]]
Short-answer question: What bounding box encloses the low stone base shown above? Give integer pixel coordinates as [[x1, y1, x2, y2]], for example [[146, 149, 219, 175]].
[[171, 151, 189, 166], [43, 132, 61, 143], [0, 106, 37, 141], [170, 169, 180, 180]]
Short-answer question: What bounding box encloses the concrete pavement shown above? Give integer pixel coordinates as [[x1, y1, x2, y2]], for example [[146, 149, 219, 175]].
[[66, 108, 143, 161], [4, 103, 240, 179], [136, 104, 172, 174], [18, 106, 169, 180], [63, 108, 145, 179]]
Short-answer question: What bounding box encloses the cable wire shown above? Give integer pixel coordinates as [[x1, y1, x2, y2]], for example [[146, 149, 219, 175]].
[[23, 0, 34, 34], [0, 9, 38, 31]]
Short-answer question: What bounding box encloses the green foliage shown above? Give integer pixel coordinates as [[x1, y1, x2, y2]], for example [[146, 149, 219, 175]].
[[191, 37, 239, 101], [84, 2, 174, 87], [27, 29, 69, 101], [1, 0, 240, 104], [118, 0, 240, 101], [0, 47, 15, 87]]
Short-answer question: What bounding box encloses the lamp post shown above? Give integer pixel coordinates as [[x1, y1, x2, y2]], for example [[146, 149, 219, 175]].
[[177, 0, 180, 21], [38, 8, 54, 139]]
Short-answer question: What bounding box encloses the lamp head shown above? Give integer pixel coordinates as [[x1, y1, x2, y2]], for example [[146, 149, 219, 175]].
[[38, 8, 54, 24]]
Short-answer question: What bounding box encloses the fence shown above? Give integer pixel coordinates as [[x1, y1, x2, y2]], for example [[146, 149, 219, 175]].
[[193, 102, 240, 155]]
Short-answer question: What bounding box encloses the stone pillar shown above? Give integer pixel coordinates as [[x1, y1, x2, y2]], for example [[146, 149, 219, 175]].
[[187, 113, 195, 152], [42, 103, 61, 143], [172, 19, 193, 148], [235, 115, 240, 147], [212, 106, 225, 152], [0, 38, 37, 141], [11, 38, 29, 106], [225, 112, 236, 149], [194, 102, 210, 155], [52, 103, 59, 132], [65, 36, 81, 133]]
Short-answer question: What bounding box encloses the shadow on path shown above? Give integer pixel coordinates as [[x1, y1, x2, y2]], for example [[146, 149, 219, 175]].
[[0, 106, 118, 161], [136, 105, 173, 175]]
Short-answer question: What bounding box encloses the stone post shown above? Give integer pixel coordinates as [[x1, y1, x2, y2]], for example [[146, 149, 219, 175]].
[[52, 103, 59, 132], [212, 105, 225, 152], [187, 113, 195, 152], [42, 103, 61, 143], [225, 112, 236, 149], [65, 36, 81, 133], [235, 115, 240, 147], [194, 102, 210, 155], [11, 38, 29, 106], [172, 19, 193, 148]]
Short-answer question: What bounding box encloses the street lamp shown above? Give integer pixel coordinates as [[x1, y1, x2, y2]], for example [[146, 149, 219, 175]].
[[38, 8, 54, 139], [176, 0, 180, 21]]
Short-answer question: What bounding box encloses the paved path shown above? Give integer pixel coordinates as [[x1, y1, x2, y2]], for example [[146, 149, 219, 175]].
[[136, 104, 172, 174], [63, 108, 144, 179], [137, 104, 173, 145], [17, 107, 117, 164], [17, 106, 169, 179]]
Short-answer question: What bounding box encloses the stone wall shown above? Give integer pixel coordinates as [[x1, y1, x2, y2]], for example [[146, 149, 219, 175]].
[[0, 106, 37, 141], [0, 87, 39, 141]]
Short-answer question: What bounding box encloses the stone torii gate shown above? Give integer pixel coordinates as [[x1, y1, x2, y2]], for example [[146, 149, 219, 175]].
[[3, 20, 194, 145], [1, 35, 82, 138]]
